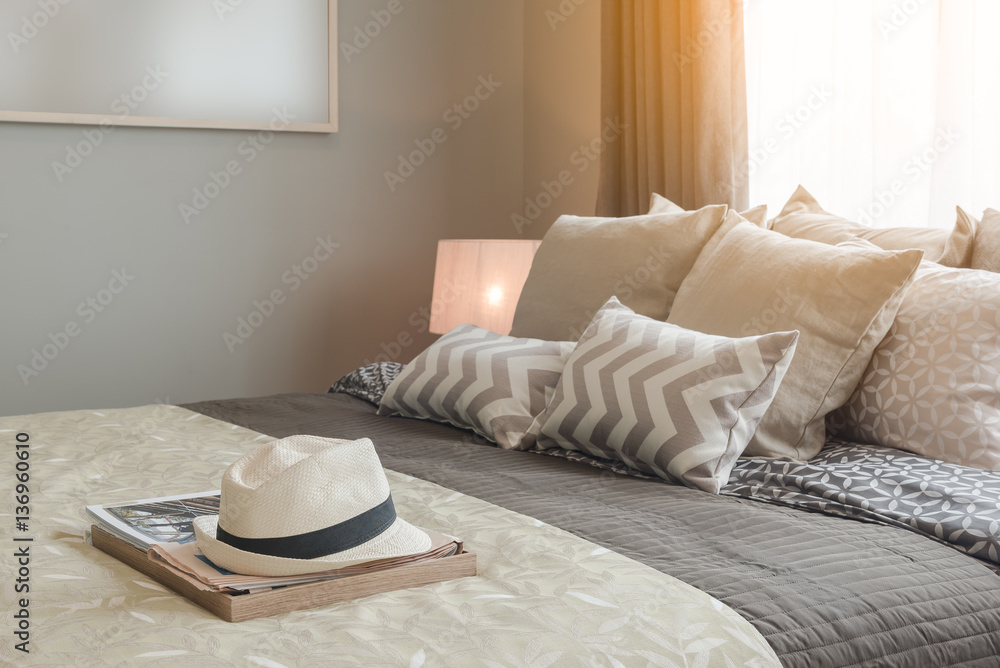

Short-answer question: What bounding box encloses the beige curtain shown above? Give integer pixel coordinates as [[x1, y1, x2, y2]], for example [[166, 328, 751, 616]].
[[597, 0, 749, 217]]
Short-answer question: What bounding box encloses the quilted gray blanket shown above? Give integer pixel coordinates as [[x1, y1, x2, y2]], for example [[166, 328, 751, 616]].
[[186, 392, 1000, 667], [725, 439, 1000, 572], [333, 363, 1000, 572]]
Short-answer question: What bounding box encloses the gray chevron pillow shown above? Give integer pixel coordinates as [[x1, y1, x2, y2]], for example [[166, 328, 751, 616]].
[[377, 325, 574, 449], [526, 298, 799, 493]]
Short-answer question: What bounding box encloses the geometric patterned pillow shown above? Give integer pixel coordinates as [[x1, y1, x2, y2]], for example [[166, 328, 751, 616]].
[[525, 298, 800, 493], [377, 325, 574, 449], [828, 262, 1000, 470], [329, 362, 405, 405]]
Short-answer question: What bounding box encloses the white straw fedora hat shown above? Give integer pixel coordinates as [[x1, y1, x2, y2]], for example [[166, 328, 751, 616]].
[[193, 435, 431, 577]]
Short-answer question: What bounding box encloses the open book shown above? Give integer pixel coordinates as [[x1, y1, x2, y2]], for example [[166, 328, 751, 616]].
[[88, 491, 463, 593]]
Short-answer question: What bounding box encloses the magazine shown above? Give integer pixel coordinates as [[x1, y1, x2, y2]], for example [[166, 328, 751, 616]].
[[149, 528, 462, 593], [89, 490, 465, 594], [86, 490, 221, 549]]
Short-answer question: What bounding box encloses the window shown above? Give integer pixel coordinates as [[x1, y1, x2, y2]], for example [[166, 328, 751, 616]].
[[745, 0, 1000, 226]]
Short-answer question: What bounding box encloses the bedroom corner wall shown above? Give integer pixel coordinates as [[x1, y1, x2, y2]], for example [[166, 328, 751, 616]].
[[0, 1, 526, 417]]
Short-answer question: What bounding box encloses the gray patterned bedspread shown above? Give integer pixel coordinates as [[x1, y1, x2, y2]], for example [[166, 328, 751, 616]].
[[726, 439, 1000, 572], [333, 364, 1000, 571], [186, 392, 1000, 667]]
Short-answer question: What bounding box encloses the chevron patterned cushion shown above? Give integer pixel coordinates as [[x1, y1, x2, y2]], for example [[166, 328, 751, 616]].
[[377, 325, 574, 449], [525, 298, 799, 493]]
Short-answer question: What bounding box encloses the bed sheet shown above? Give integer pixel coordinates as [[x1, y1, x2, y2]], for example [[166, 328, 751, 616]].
[[0, 404, 777, 667], [187, 392, 1000, 667]]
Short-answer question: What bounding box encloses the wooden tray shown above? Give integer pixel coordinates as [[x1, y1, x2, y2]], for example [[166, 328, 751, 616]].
[[91, 525, 478, 623]]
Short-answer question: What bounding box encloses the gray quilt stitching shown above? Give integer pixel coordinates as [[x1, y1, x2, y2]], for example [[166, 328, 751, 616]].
[[330, 364, 1000, 569], [723, 438, 1000, 570]]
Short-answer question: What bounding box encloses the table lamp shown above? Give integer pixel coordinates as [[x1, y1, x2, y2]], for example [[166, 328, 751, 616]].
[[429, 239, 542, 335]]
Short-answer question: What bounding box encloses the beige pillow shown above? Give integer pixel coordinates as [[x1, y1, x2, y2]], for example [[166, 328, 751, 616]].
[[771, 185, 976, 267], [829, 259, 1000, 470], [648, 193, 768, 227], [526, 297, 799, 493], [971, 208, 1000, 273], [667, 212, 923, 461], [509, 206, 729, 341]]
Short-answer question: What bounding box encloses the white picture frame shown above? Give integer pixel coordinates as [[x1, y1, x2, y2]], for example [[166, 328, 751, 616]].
[[0, 0, 338, 133]]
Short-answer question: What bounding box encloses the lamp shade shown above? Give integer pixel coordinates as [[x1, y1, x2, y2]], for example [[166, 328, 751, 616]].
[[429, 239, 541, 335]]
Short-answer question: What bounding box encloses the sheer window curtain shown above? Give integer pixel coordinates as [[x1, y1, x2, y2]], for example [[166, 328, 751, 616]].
[[596, 0, 749, 217], [745, 0, 1000, 228]]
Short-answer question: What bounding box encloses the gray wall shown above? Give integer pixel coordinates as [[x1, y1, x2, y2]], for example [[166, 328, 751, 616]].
[[0, 1, 600, 417], [524, 0, 602, 232]]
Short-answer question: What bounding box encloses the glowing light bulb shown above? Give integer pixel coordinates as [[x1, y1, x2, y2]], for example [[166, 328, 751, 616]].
[[487, 285, 504, 305]]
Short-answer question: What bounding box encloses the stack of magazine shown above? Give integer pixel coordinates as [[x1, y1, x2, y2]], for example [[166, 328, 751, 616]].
[[87, 491, 463, 594]]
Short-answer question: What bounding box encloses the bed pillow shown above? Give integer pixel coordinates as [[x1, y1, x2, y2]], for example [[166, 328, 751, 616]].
[[667, 212, 923, 461], [509, 205, 729, 341], [829, 259, 1000, 470], [771, 185, 976, 267], [971, 208, 1000, 273], [648, 192, 768, 227], [524, 298, 798, 493], [329, 362, 405, 405], [377, 325, 574, 449]]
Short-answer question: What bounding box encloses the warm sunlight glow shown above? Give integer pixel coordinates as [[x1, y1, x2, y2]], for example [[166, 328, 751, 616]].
[[745, 0, 1000, 227]]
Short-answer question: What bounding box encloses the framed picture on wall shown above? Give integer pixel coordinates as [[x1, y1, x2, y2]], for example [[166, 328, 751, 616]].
[[0, 0, 337, 133]]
